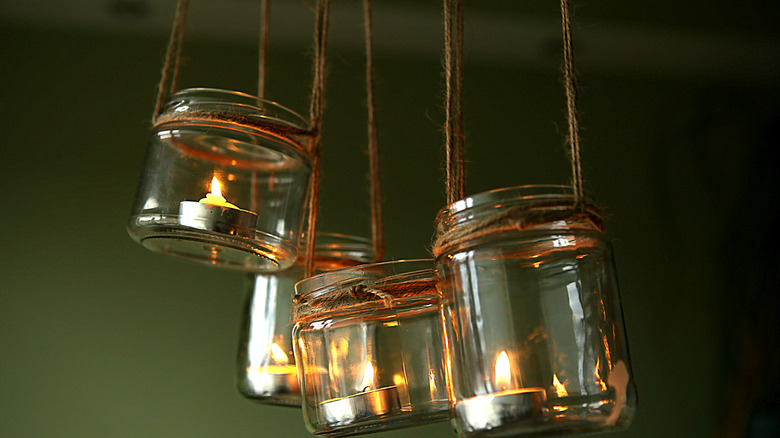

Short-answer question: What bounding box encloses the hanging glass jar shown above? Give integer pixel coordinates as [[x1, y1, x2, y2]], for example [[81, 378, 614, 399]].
[[434, 185, 636, 437], [237, 233, 377, 406], [293, 260, 450, 436], [127, 88, 312, 272]]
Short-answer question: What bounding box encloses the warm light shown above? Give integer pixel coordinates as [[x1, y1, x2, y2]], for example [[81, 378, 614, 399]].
[[360, 361, 375, 390], [394, 373, 411, 406], [594, 359, 607, 391], [429, 369, 438, 400], [210, 176, 222, 197], [553, 374, 568, 397], [495, 351, 511, 391], [270, 343, 289, 364]]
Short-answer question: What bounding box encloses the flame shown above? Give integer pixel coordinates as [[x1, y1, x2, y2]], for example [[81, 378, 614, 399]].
[[495, 351, 512, 391], [270, 343, 289, 364], [359, 361, 375, 390], [553, 374, 568, 397], [210, 176, 222, 197]]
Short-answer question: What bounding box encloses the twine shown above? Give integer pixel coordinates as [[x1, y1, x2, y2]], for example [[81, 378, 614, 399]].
[[152, 0, 189, 124], [293, 279, 437, 320], [560, 0, 584, 206], [258, 0, 270, 100], [364, 0, 385, 262], [443, 0, 466, 205], [153, 110, 315, 140], [304, 0, 331, 278], [433, 0, 593, 256], [431, 198, 603, 257]]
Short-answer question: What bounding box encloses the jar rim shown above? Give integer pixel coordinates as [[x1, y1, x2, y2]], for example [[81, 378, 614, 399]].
[[165, 87, 309, 129]]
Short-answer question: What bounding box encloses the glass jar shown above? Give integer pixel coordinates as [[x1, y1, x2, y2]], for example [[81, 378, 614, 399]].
[[237, 233, 376, 407], [127, 88, 311, 272], [293, 260, 450, 436], [435, 185, 636, 437]]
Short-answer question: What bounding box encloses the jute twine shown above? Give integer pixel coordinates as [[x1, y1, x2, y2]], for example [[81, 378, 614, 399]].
[[432, 198, 604, 257], [293, 278, 437, 320], [433, 0, 598, 257]]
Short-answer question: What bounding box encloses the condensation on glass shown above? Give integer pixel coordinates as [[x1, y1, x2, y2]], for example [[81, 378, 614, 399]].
[[293, 260, 450, 436], [237, 233, 376, 407], [127, 88, 311, 272], [435, 185, 636, 437]]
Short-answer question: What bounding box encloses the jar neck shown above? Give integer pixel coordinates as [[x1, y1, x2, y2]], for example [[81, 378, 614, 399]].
[[162, 88, 308, 130], [433, 185, 603, 256], [293, 260, 437, 322]]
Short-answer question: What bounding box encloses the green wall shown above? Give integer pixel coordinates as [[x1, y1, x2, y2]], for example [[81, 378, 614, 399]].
[[1, 14, 778, 438]]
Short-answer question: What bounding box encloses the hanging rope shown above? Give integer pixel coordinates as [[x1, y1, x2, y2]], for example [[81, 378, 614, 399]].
[[258, 0, 271, 99], [152, 0, 190, 123], [442, 0, 466, 205], [432, 0, 598, 257], [560, 0, 584, 206], [364, 0, 385, 262], [304, 0, 331, 278]]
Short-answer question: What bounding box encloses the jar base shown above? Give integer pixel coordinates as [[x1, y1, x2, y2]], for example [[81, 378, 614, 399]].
[[314, 406, 451, 437], [129, 217, 296, 272]]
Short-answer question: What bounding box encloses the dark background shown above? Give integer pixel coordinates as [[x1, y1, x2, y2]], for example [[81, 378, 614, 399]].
[[1, 0, 778, 437]]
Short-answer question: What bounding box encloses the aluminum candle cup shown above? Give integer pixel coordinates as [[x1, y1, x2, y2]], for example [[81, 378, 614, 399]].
[[293, 260, 450, 436], [320, 386, 402, 425], [435, 185, 636, 437], [237, 234, 376, 407], [178, 200, 257, 237], [128, 88, 311, 272], [455, 388, 547, 434]]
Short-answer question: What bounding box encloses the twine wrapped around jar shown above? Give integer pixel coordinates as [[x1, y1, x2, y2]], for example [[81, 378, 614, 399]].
[[153, 109, 316, 142], [432, 197, 604, 258], [293, 278, 436, 320]]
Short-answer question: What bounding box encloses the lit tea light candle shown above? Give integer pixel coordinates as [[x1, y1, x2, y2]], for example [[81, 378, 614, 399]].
[[245, 343, 300, 399], [455, 351, 548, 433], [179, 176, 257, 236], [320, 361, 401, 426]]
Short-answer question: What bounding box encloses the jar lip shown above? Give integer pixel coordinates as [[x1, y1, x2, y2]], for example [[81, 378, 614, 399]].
[[166, 87, 308, 129], [294, 258, 435, 303], [307, 232, 376, 263], [435, 184, 593, 220]]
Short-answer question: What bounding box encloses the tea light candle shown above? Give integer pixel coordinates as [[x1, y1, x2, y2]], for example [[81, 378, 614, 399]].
[[246, 364, 300, 395], [455, 388, 547, 432], [320, 386, 401, 426], [179, 176, 257, 236], [455, 350, 548, 432]]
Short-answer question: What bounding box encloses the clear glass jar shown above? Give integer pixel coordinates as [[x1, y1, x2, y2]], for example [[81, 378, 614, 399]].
[[236, 233, 376, 407], [293, 260, 450, 436], [127, 88, 311, 272], [435, 185, 636, 437]]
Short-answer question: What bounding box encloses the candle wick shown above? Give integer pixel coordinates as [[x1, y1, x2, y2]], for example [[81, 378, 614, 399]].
[[362, 385, 371, 393]]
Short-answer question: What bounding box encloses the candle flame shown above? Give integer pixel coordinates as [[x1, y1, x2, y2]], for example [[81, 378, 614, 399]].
[[270, 343, 289, 364], [359, 361, 374, 390], [210, 176, 223, 197], [495, 351, 511, 391], [553, 374, 568, 397]]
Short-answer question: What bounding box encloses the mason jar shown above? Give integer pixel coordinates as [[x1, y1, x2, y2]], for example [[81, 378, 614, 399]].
[[434, 185, 636, 437], [293, 260, 450, 436], [127, 88, 311, 272], [236, 233, 376, 407]]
